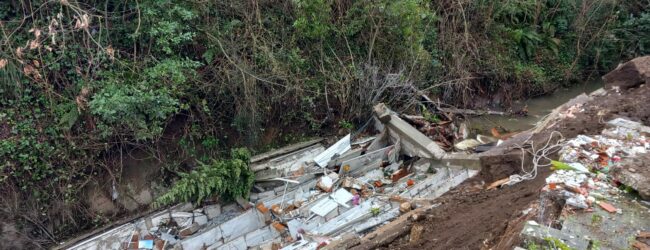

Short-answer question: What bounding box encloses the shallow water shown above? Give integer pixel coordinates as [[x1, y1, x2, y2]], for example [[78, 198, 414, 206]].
[[467, 80, 603, 133]]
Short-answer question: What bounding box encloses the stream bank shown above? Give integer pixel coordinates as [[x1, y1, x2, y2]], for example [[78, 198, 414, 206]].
[[380, 56, 650, 250]]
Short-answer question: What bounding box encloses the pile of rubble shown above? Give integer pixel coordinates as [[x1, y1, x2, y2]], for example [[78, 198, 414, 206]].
[[520, 118, 650, 249], [65, 103, 480, 250], [546, 118, 650, 210]]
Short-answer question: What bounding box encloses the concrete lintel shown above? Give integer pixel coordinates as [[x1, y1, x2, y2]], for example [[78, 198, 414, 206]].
[[438, 153, 481, 170], [373, 103, 446, 160]]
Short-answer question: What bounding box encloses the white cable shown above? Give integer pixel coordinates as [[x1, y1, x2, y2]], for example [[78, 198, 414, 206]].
[[505, 131, 565, 186]]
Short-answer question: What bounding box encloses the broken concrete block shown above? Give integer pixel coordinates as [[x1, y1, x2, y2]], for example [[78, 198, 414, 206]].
[[169, 212, 208, 228], [236, 197, 252, 210], [313, 200, 373, 236], [204, 204, 222, 219], [338, 145, 393, 176], [610, 152, 650, 200], [327, 148, 363, 167], [521, 221, 589, 250], [439, 153, 481, 170], [317, 175, 335, 192], [180, 225, 223, 250], [606, 118, 650, 134], [373, 103, 446, 159], [179, 222, 201, 238], [603, 56, 650, 89], [314, 134, 352, 167]]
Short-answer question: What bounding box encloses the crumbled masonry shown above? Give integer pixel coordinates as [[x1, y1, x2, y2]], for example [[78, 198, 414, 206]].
[[64, 103, 478, 250], [60, 57, 650, 250]]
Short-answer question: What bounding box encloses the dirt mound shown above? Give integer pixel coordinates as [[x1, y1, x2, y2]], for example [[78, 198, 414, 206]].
[[383, 82, 650, 249]]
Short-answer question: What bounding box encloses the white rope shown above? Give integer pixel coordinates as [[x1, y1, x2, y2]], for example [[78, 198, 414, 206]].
[[505, 131, 565, 186]]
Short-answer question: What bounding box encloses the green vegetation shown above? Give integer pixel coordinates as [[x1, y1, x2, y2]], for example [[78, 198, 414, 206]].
[[155, 148, 254, 207], [591, 214, 603, 225], [0, 0, 648, 247]]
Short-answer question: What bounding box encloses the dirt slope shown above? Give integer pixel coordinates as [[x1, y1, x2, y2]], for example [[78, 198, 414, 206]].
[[384, 83, 650, 250]]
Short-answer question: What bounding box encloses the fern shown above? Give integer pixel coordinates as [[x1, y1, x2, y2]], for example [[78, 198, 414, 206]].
[[155, 148, 254, 207]]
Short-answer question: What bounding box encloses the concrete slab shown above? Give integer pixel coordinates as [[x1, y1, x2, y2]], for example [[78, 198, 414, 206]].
[[215, 236, 247, 250], [338, 145, 393, 175], [180, 225, 223, 250], [68, 223, 135, 250], [244, 226, 280, 247], [205, 204, 222, 219], [560, 194, 650, 249], [219, 209, 266, 242], [314, 134, 351, 167], [521, 221, 589, 250], [250, 138, 323, 163], [312, 200, 374, 236]]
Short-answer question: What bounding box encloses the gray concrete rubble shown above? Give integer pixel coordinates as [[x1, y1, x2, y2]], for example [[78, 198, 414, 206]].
[[64, 103, 483, 250], [518, 118, 650, 249]]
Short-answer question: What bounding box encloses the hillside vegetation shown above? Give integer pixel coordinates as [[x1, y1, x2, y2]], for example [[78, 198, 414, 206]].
[[0, 0, 648, 248]]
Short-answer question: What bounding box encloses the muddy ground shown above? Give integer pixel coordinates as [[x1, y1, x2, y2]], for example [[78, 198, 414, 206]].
[[382, 83, 650, 250]]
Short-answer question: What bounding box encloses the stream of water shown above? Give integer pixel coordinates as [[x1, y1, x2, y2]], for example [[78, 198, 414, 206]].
[[467, 80, 604, 133]]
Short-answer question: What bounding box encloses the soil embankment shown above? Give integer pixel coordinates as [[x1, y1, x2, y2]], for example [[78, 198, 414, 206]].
[[382, 58, 650, 250]]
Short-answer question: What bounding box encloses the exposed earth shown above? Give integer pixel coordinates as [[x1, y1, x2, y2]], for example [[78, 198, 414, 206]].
[[378, 66, 650, 249]]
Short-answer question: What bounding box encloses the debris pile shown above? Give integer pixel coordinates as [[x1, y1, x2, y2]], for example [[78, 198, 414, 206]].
[[544, 118, 650, 210], [520, 118, 650, 250], [66, 103, 479, 250]]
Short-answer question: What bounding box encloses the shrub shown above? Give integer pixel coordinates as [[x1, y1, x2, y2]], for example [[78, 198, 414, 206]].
[[155, 148, 254, 206]]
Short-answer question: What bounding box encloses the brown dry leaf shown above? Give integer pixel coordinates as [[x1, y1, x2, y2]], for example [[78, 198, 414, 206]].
[[23, 65, 34, 76], [29, 28, 42, 39], [16, 47, 23, 58], [80, 87, 90, 97], [33, 60, 40, 68], [0, 59, 7, 69], [75, 95, 87, 112], [23, 65, 42, 81], [106, 45, 115, 60], [29, 40, 40, 50], [74, 14, 90, 30]]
